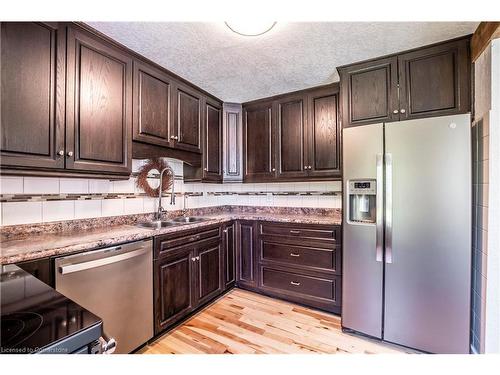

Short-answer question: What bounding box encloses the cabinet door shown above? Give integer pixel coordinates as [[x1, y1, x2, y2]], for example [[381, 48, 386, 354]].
[[223, 222, 236, 288], [243, 102, 275, 181], [133, 59, 172, 147], [222, 103, 243, 182], [172, 84, 202, 153], [307, 87, 341, 178], [274, 95, 308, 179], [195, 240, 223, 306], [203, 99, 223, 181], [154, 248, 195, 334], [1, 22, 65, 170], [236, 220, 257, 288], [339, 56, 399, 128], [398, 38, 470, 120], [66, 25, 132, 175]]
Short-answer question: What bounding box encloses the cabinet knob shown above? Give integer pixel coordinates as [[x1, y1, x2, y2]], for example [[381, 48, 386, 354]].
[[223, 229, 228, 233], [196, 256, 200, 261], [204, 168, 208, 171], [57, 150, 64, 156], [67, 151, 73, 157], [272, 168, 276, 172], [308, 166, 312, 170], [400, 109, 406, 114], [290, 281, 301, 286], [170, 135, 175, 140], [191, 257, 196, 262], [174, 136, 179, 140], [393, 109, 399, 114]]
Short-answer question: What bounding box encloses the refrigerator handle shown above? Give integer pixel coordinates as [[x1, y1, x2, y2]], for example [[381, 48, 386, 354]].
[[376, 154, 384, 262], [385, 153, 393, 263]]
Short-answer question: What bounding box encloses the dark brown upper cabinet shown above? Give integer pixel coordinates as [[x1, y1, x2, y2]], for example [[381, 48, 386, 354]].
[[338, 57, 399, 127], [338, 36, 471, 128], [243, 102, 275, 181], [65, 25, 132, 175], [242, 84, 341, 182], [306, 86, 341, 178], [202, 98, 223, 181], [274, 95, 308, 179], [1, 22, 66, 170], [397, 38, 470, 120], [172, 84, 202, 153], [132, 59, 172, 148]]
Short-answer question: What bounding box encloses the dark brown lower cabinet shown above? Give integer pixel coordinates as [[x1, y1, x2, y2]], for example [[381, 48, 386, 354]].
[[195, 239, 223, 306], [237, 221, 342, 314], [154, 246, 196, 334], [223, 222, 236, 288], [154, 225, 225, 335], [236, 220, 258, 289]]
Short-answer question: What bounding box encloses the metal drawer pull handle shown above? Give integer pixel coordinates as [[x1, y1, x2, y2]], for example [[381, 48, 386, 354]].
[[290, 281, 301, 286], [289, 230, 300, 235], [290, 253, 300, 257], [190, 235, 200, 241]]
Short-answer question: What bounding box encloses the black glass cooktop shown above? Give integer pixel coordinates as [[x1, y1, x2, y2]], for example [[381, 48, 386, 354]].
[[1, 264, 102, 354]]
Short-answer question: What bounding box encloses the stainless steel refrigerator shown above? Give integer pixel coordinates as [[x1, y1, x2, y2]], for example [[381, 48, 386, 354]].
[[342, 114, 471, 354]]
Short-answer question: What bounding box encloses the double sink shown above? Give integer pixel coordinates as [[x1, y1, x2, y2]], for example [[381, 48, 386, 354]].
[[136, 216, 208, 230]]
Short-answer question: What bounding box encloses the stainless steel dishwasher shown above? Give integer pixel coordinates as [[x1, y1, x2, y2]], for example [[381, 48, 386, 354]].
[[55, 240, 153, 354]]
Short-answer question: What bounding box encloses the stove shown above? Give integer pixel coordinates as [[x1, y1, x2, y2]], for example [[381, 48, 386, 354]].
[[1, 264, 103, 354]]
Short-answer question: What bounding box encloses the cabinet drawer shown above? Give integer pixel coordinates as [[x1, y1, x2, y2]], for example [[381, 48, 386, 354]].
[[260, 267, 339, 303], [155, 225, 221, 258], [261, 241, 340, 273], [259, 222, 340, 243]]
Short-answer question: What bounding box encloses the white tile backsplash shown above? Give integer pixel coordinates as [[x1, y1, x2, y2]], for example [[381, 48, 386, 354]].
[[24, 177, 59, 194], [60, 178, 89, 194], [42, 200, 75, 222], [123, 198, 143, 214], [1, 157, 341, 226], [113, 179, 136, 194], [101, 199, 124, 217], [0, 176, 24, 194], [2, 201, 42, 225], [74, 200, 102, 219]]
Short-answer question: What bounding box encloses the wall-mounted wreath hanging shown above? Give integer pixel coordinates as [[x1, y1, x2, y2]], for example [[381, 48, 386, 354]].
[[136, 158, 174, 198]]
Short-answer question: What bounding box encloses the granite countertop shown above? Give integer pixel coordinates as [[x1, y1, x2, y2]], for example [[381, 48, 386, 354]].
[[0, 212, 341, 265]]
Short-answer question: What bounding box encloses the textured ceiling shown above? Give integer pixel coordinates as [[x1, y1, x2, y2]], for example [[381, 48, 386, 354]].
[[88, 22, 478, 102]]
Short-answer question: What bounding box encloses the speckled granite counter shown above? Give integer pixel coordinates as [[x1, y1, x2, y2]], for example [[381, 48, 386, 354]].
[[0, 206, 341, 265]]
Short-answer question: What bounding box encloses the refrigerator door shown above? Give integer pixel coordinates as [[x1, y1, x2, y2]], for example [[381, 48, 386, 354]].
[[342, 123, 384, 338], [384, 114, 471, 353]]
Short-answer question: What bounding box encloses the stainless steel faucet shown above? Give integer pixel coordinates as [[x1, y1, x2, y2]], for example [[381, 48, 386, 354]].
[[155, 166, 175, 221]]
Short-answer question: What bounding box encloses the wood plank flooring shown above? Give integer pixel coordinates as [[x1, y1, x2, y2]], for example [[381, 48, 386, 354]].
[[138, 289, 411, 354]]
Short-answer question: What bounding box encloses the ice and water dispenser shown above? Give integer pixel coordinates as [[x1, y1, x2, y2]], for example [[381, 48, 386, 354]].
[[347, 180, 377, 224]]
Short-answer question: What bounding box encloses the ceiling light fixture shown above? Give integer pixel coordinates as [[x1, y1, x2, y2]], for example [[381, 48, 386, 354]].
[[225, 21, 277, 36]]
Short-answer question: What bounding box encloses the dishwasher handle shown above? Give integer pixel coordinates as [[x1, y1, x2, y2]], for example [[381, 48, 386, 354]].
[[59, 246, 150, 275]]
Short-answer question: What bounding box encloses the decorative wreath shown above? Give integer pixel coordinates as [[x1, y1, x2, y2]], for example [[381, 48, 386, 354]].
[[136, 158, 174, 197]]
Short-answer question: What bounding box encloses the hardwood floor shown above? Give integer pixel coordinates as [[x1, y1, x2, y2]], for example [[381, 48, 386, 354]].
[[138, 289, 411, 354]]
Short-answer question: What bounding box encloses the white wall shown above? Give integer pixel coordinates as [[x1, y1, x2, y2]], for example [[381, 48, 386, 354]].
[[0, 158, 341, 226], [485, 38, 500, 354]]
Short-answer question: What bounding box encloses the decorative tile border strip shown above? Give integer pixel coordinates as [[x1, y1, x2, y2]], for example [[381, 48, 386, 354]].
[[0, 192, 184, 203], [204, 191, 341, 197]]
